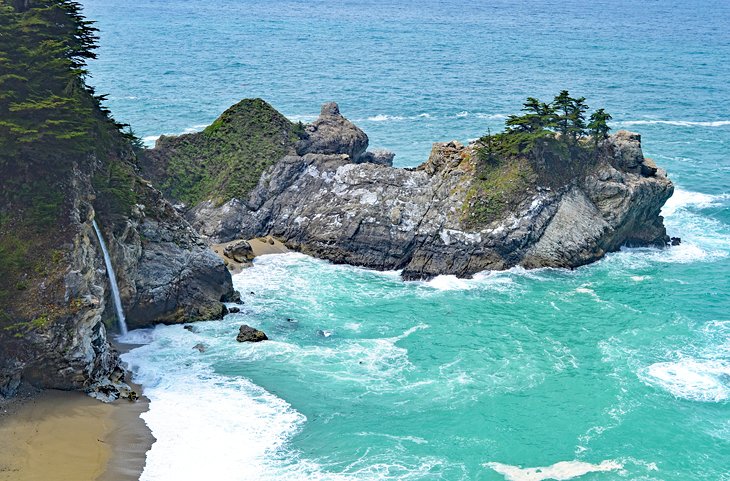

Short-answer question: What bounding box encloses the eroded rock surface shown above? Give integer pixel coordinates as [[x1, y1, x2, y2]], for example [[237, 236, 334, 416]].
[[182, 103, 673, 280]]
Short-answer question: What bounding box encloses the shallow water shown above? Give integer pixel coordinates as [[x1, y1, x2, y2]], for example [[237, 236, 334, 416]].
[[83, 0, 730, 479]]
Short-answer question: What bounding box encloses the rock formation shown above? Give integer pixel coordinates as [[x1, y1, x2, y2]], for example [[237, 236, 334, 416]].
[[163, 102, 673, 280], [236, 325, 268, 342]]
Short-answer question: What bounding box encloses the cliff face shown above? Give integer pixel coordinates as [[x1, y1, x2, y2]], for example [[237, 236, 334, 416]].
[[1, 154, 236, 399], [180, 103, 673, 280], [0, 0, 239, 400]]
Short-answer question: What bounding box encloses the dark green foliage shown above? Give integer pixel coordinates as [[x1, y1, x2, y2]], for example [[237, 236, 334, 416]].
[[588, 108, 613, 147], [92, 158, 138, 217], [0, 0, 115, 165], [482, 91, 611, 159], [143, 98, 301, 206], [465, 92, 612, 226]]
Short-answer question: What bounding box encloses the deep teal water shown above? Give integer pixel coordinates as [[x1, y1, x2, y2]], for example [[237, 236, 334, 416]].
[[80, 0, 730, 479]]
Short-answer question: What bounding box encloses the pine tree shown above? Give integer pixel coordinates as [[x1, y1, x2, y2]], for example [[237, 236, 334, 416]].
[[0, 0, 113, 169], [568, 96, 589, 142], [588, 108, 612, 147], [552, 90, 573, 141]]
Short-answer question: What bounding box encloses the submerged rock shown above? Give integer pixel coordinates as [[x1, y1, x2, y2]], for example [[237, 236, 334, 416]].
[[228, 306, 241, 313], [236, 325, 268, 342]]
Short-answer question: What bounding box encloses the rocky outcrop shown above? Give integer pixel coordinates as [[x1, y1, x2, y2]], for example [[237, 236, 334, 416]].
[[295, 102, 369, 162], [1, 154, 237, 399], [98, 181, 236, 330], [236, 325, 268, 342], [181, 103, 673, 280]]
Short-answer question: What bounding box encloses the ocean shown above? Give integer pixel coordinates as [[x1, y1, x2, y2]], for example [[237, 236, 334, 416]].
[[81, 0, 730, 479]]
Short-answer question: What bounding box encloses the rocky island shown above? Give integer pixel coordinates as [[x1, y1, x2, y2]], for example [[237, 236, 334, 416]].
[[145, 98, 674, 280]]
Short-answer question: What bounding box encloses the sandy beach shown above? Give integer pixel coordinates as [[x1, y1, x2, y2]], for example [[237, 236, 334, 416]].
[[0, 354, 153, 481], [212, 236, 289, 274]]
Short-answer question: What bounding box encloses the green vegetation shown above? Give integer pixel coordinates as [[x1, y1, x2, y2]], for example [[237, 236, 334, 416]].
[[145, 98, 303, 206], [0, 0, 130, 165], [463, 157, 536, 227], [479, 90, 611, 161], [466, 92, 612, 225], [0, 0, 138, 332], [92, 157, 139, 217]]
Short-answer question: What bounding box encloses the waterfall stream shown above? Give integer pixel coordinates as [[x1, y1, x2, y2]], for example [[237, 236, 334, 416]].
[[91, 219, 128, 336]]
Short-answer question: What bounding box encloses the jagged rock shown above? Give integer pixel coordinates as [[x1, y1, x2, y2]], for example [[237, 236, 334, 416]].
[[193, 343, 206, 353], [359, 149, 395, 166], [295, 102, 369, 162], [155, 102, 673, 281], [641, 157, 658, 177], [671, 237, 682, 246], [183, 325, 196, 332], [228, 306, 240, 313], [236, 325, 268, 342], [223, 240, 253, 263], [102, 182, 236, 330]]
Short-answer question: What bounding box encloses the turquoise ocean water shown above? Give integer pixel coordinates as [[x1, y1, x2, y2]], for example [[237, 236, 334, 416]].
[[81, 1, 730, 479]]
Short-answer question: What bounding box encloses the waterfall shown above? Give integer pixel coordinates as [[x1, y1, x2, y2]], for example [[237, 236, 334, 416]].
[[91, 219, 128, 336]]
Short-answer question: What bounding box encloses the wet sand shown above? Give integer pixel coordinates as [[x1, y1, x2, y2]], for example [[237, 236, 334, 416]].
[[0, 387, 151, 481]]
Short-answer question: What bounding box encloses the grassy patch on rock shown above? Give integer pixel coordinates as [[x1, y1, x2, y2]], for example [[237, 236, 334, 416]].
[[462, 156, 537, 228], [141, 98, 302, 206]]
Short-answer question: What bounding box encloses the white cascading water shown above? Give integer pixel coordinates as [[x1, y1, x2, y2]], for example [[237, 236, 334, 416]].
[[91, 219, 128, 336]]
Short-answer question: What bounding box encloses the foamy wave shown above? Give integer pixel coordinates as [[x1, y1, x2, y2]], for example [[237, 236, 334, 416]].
[[619, 119, 730, 127], [662, 188, 730, 217], [475, 113, 508, 120], [122, 324, 455, 480], [141, 123, 210, 147], [484, 460, 623, 481], [367, 114, 406, 122], [117, 328, 156, 345], [639, 359, 730, 402], [142, 135, 161, 147]]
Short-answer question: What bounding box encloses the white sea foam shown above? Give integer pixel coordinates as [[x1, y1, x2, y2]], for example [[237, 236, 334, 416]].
[[141, 123, 210, 147], [475, 113, 508, 120], [455, 111, 469, 118], [639, 358, 730, 402], [367, 114, 405, 122], [424, 274, 475, 291], [484, 460, 623, 481], [619, 119, 730, 127], [661, 188, 730, 217], [122, 323, 455, 480], [117, 328, 156, 345]]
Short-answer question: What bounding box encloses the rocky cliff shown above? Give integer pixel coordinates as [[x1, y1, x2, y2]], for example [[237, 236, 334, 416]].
[[171, 102, 673, 280], [1, 153, 236, 399]]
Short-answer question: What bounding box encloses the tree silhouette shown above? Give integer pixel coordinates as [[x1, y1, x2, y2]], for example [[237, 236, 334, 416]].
[[588, 108, 612, 147]]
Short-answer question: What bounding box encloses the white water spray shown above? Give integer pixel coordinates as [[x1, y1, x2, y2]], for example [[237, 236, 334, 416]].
[[91, 219, 128, 336]]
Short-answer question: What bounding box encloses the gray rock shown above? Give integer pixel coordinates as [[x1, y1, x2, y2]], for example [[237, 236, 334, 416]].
[[188, 125, 672, 280], [236, 325, 268, 342], [295, 102, 369, 162], [227, 306, 240, 313], [223, 240, 253, 263]]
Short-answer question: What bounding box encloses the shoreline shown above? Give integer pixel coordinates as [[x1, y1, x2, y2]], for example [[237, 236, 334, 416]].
[[0, 343, 154, 481]]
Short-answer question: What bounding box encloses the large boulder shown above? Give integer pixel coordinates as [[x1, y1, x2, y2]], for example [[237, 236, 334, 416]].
[[223, 240, 254, 263], [236, 325, 268, 342]]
